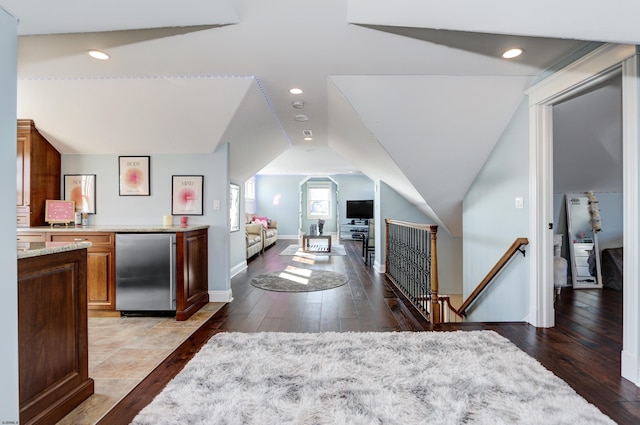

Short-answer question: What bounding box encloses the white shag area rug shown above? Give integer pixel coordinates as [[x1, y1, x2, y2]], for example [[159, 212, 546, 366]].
[[131, 331, 615, 425]]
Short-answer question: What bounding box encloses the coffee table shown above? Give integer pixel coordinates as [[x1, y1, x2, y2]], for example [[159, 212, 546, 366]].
[[302, 233, 332, 253]]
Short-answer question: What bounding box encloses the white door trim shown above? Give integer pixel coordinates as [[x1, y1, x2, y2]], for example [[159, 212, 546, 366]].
[[621, 54, 640, 384], [526, 43, 640, 384]]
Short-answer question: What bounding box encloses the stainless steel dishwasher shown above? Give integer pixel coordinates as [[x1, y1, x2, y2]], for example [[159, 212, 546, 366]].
[[115, 233, 176, 313]]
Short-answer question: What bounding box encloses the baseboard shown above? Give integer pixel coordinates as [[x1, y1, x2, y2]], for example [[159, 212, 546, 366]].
[[621, 350, 640, 385], [373, 259, 385, 274], [209, 289, 233, 303], [230, 260, 247, 278]]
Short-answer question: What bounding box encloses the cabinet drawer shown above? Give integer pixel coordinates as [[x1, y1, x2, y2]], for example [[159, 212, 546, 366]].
[[574, 256, 590, 268], [576, 265, 592, 277], [573, 243, 594, 257], [16, 214, 29, 227], [17, 233, 46, 243], [49, 233, 114, 246]]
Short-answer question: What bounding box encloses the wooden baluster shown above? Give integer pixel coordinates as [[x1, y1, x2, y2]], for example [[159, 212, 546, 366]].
[[430, 226, 440, 324]]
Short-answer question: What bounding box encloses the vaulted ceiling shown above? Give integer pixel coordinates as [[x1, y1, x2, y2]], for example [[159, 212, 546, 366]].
[[3, 0, 639, 236]]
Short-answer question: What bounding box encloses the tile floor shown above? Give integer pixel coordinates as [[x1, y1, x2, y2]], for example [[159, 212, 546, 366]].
[[58, 302, 225, 425]]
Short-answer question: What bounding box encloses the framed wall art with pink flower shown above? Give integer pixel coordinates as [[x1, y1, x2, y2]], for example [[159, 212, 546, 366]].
[[119, 156, 150, 196], [64, 174, 96, 213], [172, 175, 204, 215]]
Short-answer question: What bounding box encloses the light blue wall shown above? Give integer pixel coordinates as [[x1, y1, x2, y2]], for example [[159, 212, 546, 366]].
[[61, 146, 232, 294], [463, 99, 530, 322], [1, 7, 19, 422], [255, 175, 301, 238], [378, 181, 462, 295], [334, 174, 375, 221], [255, 174, 375, 238]]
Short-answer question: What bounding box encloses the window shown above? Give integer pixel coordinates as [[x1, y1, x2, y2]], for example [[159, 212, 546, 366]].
[[245, 177, 256, 215], [307, 181, 331, 219], [245, 178, 255, 200]]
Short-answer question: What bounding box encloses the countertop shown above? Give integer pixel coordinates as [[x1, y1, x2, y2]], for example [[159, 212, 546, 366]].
[[17, 225, 209, 233], [18, 241, 92, 259]]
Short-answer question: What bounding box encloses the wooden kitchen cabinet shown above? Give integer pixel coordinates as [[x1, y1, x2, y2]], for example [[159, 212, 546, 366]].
[[176, 228, 210, 321], [17, 119, 61, 227], [48, 232, 117, 312], [16, 232, 46, 243], [18, 247, 94, 425]]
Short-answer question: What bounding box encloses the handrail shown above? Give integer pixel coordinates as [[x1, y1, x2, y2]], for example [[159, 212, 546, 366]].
[[456, 237, 529, 317]]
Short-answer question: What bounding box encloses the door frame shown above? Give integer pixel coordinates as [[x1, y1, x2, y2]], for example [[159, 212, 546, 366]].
[[525, 43, 640, 384]]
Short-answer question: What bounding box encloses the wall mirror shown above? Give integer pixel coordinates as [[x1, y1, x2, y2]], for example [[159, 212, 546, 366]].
[[565, 193, 602, 289]]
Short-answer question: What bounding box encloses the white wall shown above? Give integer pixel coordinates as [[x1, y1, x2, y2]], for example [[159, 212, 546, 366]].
[[463, 99, 531, 321], [0, 6, 19, 422], [62, 146, 232, 298], [378, 181, 462, 295]]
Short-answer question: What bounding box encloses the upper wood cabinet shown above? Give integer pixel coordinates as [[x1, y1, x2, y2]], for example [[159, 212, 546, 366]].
[[17, 119, 61, 227]]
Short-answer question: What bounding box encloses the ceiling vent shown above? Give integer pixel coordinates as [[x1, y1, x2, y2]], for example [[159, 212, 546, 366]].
[[302, 130, 313, 137]]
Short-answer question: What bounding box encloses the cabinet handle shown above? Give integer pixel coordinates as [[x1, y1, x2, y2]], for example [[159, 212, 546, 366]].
[[73, 238, 86, 241]]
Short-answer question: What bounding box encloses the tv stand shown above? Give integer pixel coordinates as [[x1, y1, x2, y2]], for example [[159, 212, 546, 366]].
[[340, 221, 369, 240]]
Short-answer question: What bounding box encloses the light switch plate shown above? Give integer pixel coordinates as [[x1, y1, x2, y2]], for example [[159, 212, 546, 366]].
[[515, 197, 524, 209], [213, 199, 221, 210]]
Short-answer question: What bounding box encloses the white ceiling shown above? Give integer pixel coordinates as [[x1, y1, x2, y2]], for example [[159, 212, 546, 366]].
[[2, 0, 638, 236]]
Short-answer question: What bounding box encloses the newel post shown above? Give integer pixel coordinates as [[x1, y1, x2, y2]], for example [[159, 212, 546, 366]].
[[429, 225, 440, 324]]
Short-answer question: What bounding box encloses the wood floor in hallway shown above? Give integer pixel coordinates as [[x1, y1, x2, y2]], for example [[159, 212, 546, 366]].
[[98, 239, 640, 425]]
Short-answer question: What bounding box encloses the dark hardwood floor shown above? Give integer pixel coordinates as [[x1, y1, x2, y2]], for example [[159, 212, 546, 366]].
[[99, 239, 640, 425]]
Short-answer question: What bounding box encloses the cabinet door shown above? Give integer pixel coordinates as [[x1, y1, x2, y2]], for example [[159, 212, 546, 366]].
[[175, 229, 209, 321], [86, 247, 116, 310], [16, 134, 30, 209], [49, 232, 116, 311]]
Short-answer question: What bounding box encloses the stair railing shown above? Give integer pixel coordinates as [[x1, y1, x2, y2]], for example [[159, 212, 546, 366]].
[[384, 219, 440, 323], [384, 218, 528, 324]]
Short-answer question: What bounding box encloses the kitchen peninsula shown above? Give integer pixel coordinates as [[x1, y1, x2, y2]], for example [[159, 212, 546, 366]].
[[18, 241, 94, 425], [17, 225, 210, 321]]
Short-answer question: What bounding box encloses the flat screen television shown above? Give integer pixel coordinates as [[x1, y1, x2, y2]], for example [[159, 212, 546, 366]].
[[346, 200, 374, 219]]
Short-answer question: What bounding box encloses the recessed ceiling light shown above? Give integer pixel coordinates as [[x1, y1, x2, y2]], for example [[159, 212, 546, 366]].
[[292, 100, 305, 109], [294, 114, 309, 122], [502, 48, 523, 59], [289, 88, 303, 95], [304, 137, 313, 141], [88, 49, 110, 60]]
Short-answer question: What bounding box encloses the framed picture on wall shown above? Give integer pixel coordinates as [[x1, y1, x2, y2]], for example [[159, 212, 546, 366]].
[[119, 156, 150, 196], [172, 175, 204, 215], [64, 174, 96, 213], [230, 183, 240, 232]]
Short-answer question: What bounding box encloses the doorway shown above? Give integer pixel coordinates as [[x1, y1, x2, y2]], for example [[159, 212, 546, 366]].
[[527, 43, 640, 384], [552, 75, 623, 293], [298, 176, 339, 237]]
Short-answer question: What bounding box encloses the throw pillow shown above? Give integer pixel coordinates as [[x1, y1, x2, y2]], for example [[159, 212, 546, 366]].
[[253, 218, 268, 229]]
